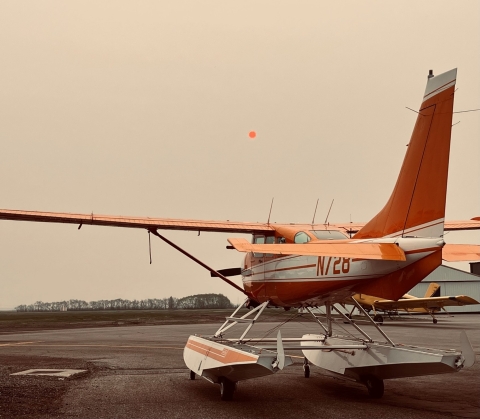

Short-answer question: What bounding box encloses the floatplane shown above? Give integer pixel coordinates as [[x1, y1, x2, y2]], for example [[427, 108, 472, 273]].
[[1, 68, 480, 400]]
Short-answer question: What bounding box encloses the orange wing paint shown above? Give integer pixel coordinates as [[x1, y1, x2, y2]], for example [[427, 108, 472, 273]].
[[442, 244, 480, 262]]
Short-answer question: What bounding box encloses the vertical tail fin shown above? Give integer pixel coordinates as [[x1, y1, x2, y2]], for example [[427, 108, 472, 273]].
[[424, 282, 441, 298], [355, 69, 457, 239]]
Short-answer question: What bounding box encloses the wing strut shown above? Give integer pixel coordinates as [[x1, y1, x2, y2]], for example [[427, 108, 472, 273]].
[[148, 231, 152, 264], [148, 229, 248, 296]]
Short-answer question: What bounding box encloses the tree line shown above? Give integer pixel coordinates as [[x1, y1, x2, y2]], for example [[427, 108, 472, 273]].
[[14, 293, 234, 312]]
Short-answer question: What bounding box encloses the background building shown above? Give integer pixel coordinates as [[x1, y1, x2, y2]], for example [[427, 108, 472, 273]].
[[409, 264, 480, 313]]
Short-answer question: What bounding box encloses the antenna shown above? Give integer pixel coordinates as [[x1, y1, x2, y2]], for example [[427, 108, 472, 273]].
[[311, 198, 319, 226], [324, 199, 334, 226], [349, 213, 352, 238], [267, 198, 274, 224]]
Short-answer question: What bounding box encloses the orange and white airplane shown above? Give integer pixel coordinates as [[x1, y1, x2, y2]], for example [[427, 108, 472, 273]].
[[352, 282, 480, 324], [1, 68, 480, 400]]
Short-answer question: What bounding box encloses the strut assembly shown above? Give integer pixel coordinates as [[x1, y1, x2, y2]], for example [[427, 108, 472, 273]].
[[148, 229, 248, 295], [147, 229, 474, 401]]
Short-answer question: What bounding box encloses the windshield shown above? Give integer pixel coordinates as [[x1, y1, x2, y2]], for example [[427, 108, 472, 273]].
[[294, 232, 311, 244], [310, 230, 347, 240]]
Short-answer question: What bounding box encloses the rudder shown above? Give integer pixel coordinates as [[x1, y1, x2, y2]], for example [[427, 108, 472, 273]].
[[355, 69, 457, 239], [424, 282, 441, 298]]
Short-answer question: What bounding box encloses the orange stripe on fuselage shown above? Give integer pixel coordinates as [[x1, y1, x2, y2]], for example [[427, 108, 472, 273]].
[[404, 247, 439, 255], [262, 264, 316, 275], [185, 338, 257, 364]]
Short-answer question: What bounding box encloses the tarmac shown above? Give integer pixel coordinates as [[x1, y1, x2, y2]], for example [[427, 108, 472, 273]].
[[0, 314, 479, 419]]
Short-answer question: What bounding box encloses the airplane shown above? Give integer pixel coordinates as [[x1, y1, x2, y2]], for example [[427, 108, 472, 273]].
[[350, 282, 480, 324], [1, 68, 480, 401]]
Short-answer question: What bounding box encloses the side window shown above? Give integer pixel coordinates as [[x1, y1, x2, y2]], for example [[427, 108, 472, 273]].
[[253, 235, 265, 257], [264, 236, 275, 257], [277, 237, 286, 244], [294, 231, 311, 244], [253, 236, 265, 244]]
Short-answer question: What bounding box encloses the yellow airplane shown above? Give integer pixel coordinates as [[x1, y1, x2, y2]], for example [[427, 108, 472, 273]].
[[352, 283, 479, 324]]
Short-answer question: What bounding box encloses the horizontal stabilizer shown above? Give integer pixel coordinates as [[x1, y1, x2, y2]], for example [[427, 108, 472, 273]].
[[442, 244, 480, 262], [335, 219, 480, 235], [227, 238, 406, 261]]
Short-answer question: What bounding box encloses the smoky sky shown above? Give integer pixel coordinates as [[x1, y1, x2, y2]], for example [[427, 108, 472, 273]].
[[0, 1, 479, 308]]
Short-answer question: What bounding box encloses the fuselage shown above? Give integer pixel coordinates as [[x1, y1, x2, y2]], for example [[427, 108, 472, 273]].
[[240, 227, 444, 307]]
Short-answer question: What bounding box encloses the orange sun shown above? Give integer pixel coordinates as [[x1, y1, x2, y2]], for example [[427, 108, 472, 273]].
[[248, 131, 256, 139]]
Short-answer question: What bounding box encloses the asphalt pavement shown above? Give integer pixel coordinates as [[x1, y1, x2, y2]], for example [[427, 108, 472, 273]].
[[0, 314, 479, 418]]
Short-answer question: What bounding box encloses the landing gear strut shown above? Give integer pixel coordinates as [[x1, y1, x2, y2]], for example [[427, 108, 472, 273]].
[[362, 375, 384, 398], [219, 377, 236, 401], [303, 358, 310, 378], [428, 310, 438, 324]]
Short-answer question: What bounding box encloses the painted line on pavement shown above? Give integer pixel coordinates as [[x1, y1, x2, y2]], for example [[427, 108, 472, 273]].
[[1, 343, 184, 350]]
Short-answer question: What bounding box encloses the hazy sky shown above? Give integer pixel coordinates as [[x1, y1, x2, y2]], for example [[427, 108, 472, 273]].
[[0, 1, 479, 308]]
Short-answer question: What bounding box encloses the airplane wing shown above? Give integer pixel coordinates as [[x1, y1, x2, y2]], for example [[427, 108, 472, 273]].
[[227, 238, 406, 261], [442, 244, 480, 262], [333, 218, 480, 234], [0, 209, 274, 234], [373, 295, 479, 310], [1, 209, 479, 237]]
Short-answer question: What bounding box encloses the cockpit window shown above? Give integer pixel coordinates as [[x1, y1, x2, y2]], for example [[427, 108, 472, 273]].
[[294, 231, 311, 244], [310, 230, 348, 240]]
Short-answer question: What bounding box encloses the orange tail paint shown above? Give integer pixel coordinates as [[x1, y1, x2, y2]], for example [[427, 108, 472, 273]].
[[355, 69, 457, 239]]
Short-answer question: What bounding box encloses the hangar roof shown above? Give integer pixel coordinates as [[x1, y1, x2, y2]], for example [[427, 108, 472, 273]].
[[423, 265, 480, 283]]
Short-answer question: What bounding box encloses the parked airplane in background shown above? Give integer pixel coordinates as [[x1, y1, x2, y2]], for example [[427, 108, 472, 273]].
[[1, 68, 480, 400], [352, 282, 479, 324]]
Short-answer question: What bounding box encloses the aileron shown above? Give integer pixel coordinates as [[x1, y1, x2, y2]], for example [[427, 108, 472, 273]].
[[0, 209, 273, 234]]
